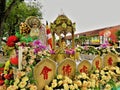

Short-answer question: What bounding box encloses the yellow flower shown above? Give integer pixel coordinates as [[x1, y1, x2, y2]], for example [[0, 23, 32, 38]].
[[63, 83, 69, 90], [51, 82, 57, 88], [69, 85, 75, 90], [90, 74, 96, 79], [77, 75, 82, 79], [58, 80, 63, 86], [116, 67, 120, 74], [26, 66, 32, 72], [21, 89, 26, 90], [109, 71, 116, 76], [14, 78, 20, 86], [100, 80, 106, 85], [81, 73, 88, 79], [18, 81, 27, 88], [68, 79, 72, 84], [57, 74, 63, 79], [101, 75, 107, 80], [44, 85, 49, 90], [52, 79, 57, 83], [74, 83, 78, 89], [104, 84, 112, 90], [44, 87, 53, 90], [30, 85, 37, 90], [29, 60, 34, 65], [87, 81, 91, 88], [91, 80, 96, 88], [82, 81, 88, 87], [95, 70, 100, 74], [7, 85, 18, 90], [16, 71, 26, 78], [27, 84, 37, 90], [100, 70, 105, 75], [22, 76, 29, 82], [74, 81, 82, 87]]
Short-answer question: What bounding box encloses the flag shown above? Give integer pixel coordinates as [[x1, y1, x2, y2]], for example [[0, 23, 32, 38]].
[[46, 21, 52, 50]]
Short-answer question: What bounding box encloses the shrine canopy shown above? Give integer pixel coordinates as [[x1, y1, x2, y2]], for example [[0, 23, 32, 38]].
[[50, 14, 76, 49]]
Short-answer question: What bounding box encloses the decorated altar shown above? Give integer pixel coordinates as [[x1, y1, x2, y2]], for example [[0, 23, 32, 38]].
[[0, 15, 120, 90]]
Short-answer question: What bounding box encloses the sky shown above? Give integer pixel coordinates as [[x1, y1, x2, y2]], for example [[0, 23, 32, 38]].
[[39, 0, 120, 34]]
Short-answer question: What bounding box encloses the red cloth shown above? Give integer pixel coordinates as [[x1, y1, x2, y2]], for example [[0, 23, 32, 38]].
[[46, 26, 52, 49]]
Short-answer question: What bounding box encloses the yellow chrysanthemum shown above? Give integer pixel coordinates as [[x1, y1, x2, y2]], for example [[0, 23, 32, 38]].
[[19, 81, 27, 88]]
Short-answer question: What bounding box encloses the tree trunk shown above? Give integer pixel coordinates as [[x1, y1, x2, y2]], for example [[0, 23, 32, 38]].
[[0, 0, 6, 43]]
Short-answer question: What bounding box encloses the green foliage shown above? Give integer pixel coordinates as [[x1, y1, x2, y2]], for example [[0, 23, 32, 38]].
[[116, 30, 120, 40], [75, 35, 91, 45], [3, 1, 42, 37]]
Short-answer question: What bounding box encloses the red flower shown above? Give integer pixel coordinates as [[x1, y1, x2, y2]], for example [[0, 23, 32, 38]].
[[0, 80, 4, 85], [7, 41, 15, 47], [6, 35, 18, 47], [4, 74, 13, 80], [10, 56, 18, 66]]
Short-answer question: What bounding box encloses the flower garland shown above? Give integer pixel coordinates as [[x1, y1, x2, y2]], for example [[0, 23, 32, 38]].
[[44, 66, 120, 90]]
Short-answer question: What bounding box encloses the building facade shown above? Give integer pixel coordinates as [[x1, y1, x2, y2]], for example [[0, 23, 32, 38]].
[[66, 25, 120, 46]]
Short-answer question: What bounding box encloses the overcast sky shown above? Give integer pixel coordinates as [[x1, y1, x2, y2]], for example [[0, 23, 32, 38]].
[[40, 0, 120, 33]]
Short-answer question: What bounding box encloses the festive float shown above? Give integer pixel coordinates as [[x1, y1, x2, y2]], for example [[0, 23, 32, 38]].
[[0, 15, 120, 90]]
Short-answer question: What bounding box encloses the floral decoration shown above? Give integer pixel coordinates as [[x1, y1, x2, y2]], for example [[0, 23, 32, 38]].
[[44, 65, 120, 90], [6, 35, 18, 47]]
